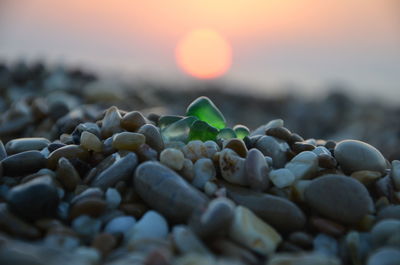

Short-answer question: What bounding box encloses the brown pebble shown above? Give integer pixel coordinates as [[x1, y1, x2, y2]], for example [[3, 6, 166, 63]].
[[292, 142, 315, 153], [266, 127, 292, 142], [310, 216, 346, 237], [121, 111, 147, 132], [92, 233, 117, 257], [69, 198, 107, 219], [224, 138, 248, 158], [351, 170, 381, 186], [325, 140, 336, 150], [119, 203, 147, 219], [56, 157, 81, 191], [289, 133, 304, 144], [318, 153, 337, 169]]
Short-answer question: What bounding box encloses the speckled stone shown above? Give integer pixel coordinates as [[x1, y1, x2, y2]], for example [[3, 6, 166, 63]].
[[304, 174, 374, 224], [219, 148, 247, 185]]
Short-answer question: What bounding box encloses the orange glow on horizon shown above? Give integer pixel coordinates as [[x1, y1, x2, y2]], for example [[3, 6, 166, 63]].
[[176, 29, 232, 79]]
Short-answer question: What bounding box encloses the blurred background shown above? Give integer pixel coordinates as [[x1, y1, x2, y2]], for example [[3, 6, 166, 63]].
[[0, 0, 399, 159]]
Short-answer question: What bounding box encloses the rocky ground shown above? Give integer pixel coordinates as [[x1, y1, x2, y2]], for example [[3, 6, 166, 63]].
[[0, 61, 399, 265]]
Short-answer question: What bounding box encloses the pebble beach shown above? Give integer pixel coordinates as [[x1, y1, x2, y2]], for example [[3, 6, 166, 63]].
[[0, 61, 399, 265]]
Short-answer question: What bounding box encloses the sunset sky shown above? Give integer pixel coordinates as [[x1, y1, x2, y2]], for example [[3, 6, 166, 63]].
[[0, 0, 399, 100]]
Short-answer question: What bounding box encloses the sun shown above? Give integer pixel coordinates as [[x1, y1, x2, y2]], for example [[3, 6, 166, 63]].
[[175, 29, 232, 79]]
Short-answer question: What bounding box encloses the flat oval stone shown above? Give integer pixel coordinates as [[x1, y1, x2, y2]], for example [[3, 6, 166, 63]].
[[5, 137, 50, 155], [134, 161, 209, 223], [112, 132, 145, 152], [245, 148, 270, 191], [91, 153, 138, 190], [7, 176, 59, 221], [304, 174, 374, 224], [226, 184, 306, 232], [334, 140, 387, 174], [2, 150, 46, 176]]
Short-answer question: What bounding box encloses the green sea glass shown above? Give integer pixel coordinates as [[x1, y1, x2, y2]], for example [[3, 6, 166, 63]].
[[216, 128, 237, 141], [158, 115, 183, 131], [186, 96, 226, 130], [161, 116, 197, 142], [188, 120, 219, 142], [233, 125, 250, 139]]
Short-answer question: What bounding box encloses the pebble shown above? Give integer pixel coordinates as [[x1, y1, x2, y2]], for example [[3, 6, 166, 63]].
[[351, 170, 381, 186], [121, 111, 146, 132], [313, 233, 339, 257], [179, 158, 195, 181], [72, 215, 102, 239], [182, 140, 214, 162], [288, 232, 313, 249], [129, 210, 168, 242], [138, 124, 164, 152], [1, 150, 46, 176], [228, 206, 282, 255], [390, 160, 400, 190], [266, 126, 292, 142], [134, 162, 209, 222], [160, 148, 185, 171], [370, 219, 400, 248], [267, 253, 341, 265], [367, 247, 400, 265], [251, 119, 284, 136], [226, 185, 306, 232], [101, 106, 123, 139], [310, 216, 345, 237], [334, 140, 387, 174], [304, 174, 374, 224], [5, 137, 50, 154], [91, 152, 138, 190], [269, 168, 295, 188], [104, 216, 136, 238], [72, 122, 101, 144], [80, 131, 102, 152], [69, 197, 107, 219], [377, 205, 400, 221], [0, 140, 7, 160], [91, 233, 117, 257], [318, 153, 338, 169], [284, 151, 318, 180], [105, 188, 122, 209], [219, 148, 247, 185], [47, 145, 89, 169], [255, 136, 289, 168], [192, 158, 216, 189], [245, 148, 270, 191], [7, 176, 59, 220], [0, 203, 40, 239], [190, 197, 235, 238], [56, 157, 81, 191], [112, 132, 146, 152], [173, 225, 210, 255], [223, 138, 248, 158]]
